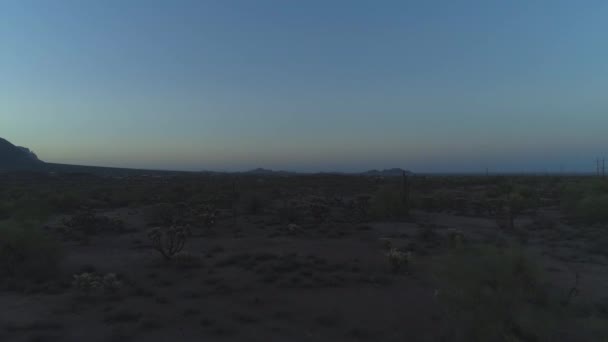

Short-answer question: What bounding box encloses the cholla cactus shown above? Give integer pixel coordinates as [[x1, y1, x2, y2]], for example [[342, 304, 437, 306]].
[[73, 272, 122, 294], [199, 204, 219, 228], [102, 273, 123, 293], [287, 223, 300, 232], [386, 248, 410, 274], [148, 226, 187, 260], [73, 272, 102, 293]]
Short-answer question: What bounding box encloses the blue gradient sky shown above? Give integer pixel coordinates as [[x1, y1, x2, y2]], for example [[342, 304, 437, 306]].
[[2, 0, 607, 172]]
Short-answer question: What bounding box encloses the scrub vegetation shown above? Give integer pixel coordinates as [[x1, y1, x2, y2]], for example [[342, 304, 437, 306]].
[[1, 172, 607, 341]]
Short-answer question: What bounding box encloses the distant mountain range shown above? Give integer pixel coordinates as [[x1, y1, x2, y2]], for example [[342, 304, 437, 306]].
[[361, 168, 412, 177], [0, 137, 411, 176], [244, 168, 294, 175], [237, 167, 412, 177]]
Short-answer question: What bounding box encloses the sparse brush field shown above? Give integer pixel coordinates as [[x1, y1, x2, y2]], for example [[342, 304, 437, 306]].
[[1, 172, 608, 341]]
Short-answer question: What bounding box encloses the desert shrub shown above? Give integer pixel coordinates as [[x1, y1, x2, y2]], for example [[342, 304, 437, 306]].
[[560, 182, 587, 214], [0, 221, 63, 281], [278, 201, 300, 224], [412, 192, 460, 213], [63, 209, 124, 236], [432, 246, 555, 341], [531, 212, 557, 230], [48, 192, 83, 213], [0, 202, 11, 220], [447, 229, 466, 248], [1, 187, 88, 223], [369, 186, 408, 220], [587, 235, 608, 257], [575, 194, 608, 224], [143, 203, 177, 226], [346, 195, 371, 222], [10, 198, 54, 223], [240, 193, 266, 215], [560, 179, 608, 224], [147, 226, 187, 260], [411, 195, 436, 211], [417, 224, 439, 242], [308, 201, 331, 223]]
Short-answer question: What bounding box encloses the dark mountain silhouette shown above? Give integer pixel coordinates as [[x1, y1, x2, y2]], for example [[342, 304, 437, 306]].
[[16, 146, 40, 161], [361, 168, 412, 177], [244, 168, 295, 176], [0, 137, 192, 176], [0, 137, 44, 170], [1, 137, 412, 177]]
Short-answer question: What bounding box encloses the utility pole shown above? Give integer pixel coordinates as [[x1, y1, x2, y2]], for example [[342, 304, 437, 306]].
[[597, 158, 601, 177], [603, 159, 606, 178]]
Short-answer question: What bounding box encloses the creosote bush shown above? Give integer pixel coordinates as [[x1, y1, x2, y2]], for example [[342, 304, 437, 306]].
[[432, 245, 555, 341], [370, 186, 409, 220], [0, 221, 63, 282]]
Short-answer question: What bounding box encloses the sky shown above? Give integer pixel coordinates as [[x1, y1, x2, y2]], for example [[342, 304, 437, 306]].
[[1, 0, 608, 173]]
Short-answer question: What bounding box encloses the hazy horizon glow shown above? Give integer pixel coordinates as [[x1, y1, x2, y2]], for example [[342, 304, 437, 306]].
[[2, 0, 608, 173]]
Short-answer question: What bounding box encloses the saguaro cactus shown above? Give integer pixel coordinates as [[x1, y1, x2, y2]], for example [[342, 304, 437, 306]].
[[402, 171, 410, 217]]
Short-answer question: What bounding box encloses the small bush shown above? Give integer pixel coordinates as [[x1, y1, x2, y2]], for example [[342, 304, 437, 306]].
[[49, 192, 82, 213], [386, 248, 409, 274], [241, 193, 266, 215], [369, 186, 408, 220], [0, 221, 63, 281], [143, 203, 176, 226], [278, 201, 300, 224]]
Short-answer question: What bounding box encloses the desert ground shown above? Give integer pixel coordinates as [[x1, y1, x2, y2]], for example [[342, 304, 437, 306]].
[[1, 172, 608, 341]]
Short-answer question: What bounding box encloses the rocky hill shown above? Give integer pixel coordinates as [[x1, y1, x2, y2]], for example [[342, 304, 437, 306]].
[[0, 137, 44, 170]]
